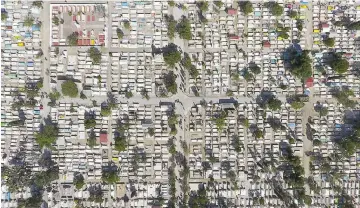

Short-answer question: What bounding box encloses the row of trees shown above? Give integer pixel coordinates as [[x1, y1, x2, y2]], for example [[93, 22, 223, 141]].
[[165, 15, 192, 40]]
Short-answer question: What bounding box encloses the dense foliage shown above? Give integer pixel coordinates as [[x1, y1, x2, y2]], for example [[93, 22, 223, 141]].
[[239, 1, 253, 15], [177, 17, 192, 40], [289, 50, 312, 79], [88, 47, 102, 64], [61, 80, 78, 97], [35, 125, 58, 149]]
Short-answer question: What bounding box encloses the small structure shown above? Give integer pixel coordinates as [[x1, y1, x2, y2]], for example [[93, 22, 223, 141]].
[[321, 23, 330, 33], [263, 41, 271, 48], [306, 77, 314, 88], [100, 132, 108, 143], [228, 34, 240, 40], [227, 8, 237, 15]]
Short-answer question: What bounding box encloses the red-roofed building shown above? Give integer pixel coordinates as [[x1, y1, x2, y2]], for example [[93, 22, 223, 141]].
[[306, 77, 314, 88], [227, 8, 237, 15], [100, 133, 108, 143], [263, 41, 271, 48], [229, 35, 240, 40]]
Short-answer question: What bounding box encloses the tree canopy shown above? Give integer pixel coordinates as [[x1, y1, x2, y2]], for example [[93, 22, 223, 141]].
[[266, 2, 284, 16], [123, 20, 130, 29], [163, 46, 181, 68], [116, 28, 124, 39], [114, 136, 127, 152], [61, 80, 78, 97], [323, 37, 335, 47], [163, 71, 178, 95], [249, 64, 261, 75], [333, 87, 356, 108], [32, 1, 43, 8], [267, 97, 282, 111], [100, 106, 112, 117], [67, 32, 79, 46], [197, 1, 209, 12], [35, 125, 58, 149], [182, 53, 199, 78], [1, 11, 8, 21], [74, 173, 85, 189], [177, 17, 192, 40], [214, 1, 223, 8], [84, 118, 96, 129], [289, 10, 298, 19], [290, 50, 312, 80], [166, 15, 177, 40], [330, 56, 349, 74], [168, 1, 175, 7], [239, 1, 253, 15], [102, 168, 119, 184], [24, 16, 34, 27], [88, 47, 102, 64]]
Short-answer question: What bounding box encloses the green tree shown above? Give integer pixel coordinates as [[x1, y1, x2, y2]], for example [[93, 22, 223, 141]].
[[24, 16, 34, 27], [333, 87, 356, 108], [88, 47, 102, 64], [17, 195, 42, 208], [163, 49, 181, 68], [267, 97, 282, 111], [249, 64, 261, 75], [290, 100, 305, 109], [213, 111, 227, 131], [100, 106, 112, 117], [116, 28, 124, 39], [168, 1, 175, 7], [239, 118, 250, 128], [148, 128, 155, 136], [123, 20, 130, 29], [80, 91, 87, 99], [2, 166, 32, 192], [243, 70, 254, 81], [289, 10, 298, 19], [61, 80, 78, 97], [254, 129, 263, 139], [67, 32, 79, 46], [296, 20, 303, 31], [35, 125, 58, 149], [52, 16, 60, 25], [266, 2, 284, 16], [32, 1, 43, 8], [323, 37, 335, 47], [87, 131, 97, 148], [319, 107, 328, 117], [114, 136, 127, 152], [163, 71, 178, 94], [232, 136, 243, 153], [49, 90, 61, 101], [84, 118, 96, 129], [290, 50, 312, 79], [102, 168, 119, 184], [331, 58, 349, 74], [166, 16, 177, 40], [197, 1, 209, 12], [313, 139, 322, 146], [226, 89, 234, 96], [74, 173, 85, 189], [239, 1, 253, 15], [177, 17, 192, 40], [88, 186, 104, 203], [214, 1, 223, 8], [303, 195, 312, 205], [1, 11, 8, 21], [141, 88, 150, 100], [125, 90, 133, 98]]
